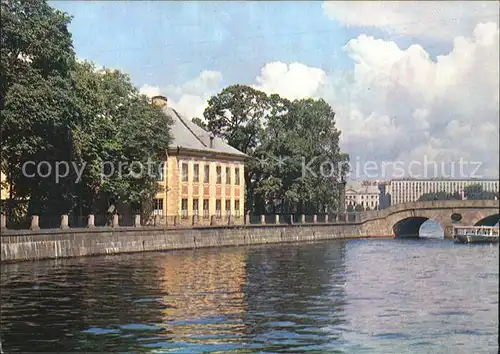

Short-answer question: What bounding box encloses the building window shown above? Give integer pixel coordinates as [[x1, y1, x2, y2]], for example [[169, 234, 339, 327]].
[[193, 199, 199, 216], [153, 198, 163, 216], [203, 199, 209, 218], [225, 199, 231, 216], [193, 164, 199, 183], [204, 165, 210, 183], [182, 163, 188, 182], [216, 166, 222, 184], [235, 168, 240, 185], [226, 167, 231, 185], [156, 162, 165, 181], [215, 199, 221, 218], [181, 199, 188, 219], [235, 200, 240, 217]]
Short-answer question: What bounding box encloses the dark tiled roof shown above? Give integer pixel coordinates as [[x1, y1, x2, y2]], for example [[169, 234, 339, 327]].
[[163, 107, 247, 158]]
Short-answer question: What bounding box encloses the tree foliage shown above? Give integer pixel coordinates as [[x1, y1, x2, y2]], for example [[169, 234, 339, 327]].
[[203, 85, 349, 214], [418, 184, 498, 201], [1, 0, 171, 219], [191, 117, 207, 130], [418, 191, 461, 201], [463, 184, 498, 200]]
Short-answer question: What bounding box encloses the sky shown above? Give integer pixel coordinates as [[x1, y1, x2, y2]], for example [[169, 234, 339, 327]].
[[50, 1, 500, 179]]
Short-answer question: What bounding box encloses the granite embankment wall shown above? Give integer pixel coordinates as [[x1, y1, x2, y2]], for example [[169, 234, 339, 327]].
[[1, 223, 385, 262]]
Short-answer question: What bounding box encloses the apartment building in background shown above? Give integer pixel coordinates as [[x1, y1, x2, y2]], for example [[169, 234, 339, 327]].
[[387, 179, 499, 205], [344, 180, 380, 210], [151, 96, 247, 224]]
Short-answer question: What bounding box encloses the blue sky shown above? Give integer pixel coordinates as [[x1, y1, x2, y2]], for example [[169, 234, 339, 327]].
[[50, 1, 432, 88], [48, 1, 499, 178]]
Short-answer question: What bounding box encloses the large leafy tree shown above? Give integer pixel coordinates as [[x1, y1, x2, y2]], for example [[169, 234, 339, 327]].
[[203, 85, 349, 214], [1, 0, 77, 216], [204, 85, 273, 212], [71, 62, 172, 216], [1, 0, 171, 221]]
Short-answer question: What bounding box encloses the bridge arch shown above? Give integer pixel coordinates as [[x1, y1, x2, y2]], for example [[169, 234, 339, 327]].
[[360, 200, 500, 239], [392, 217, 444, 238], [474, 213, 500, 226]]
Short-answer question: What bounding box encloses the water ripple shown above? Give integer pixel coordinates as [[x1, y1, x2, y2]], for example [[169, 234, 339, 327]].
[[1, 239, 498, 353]]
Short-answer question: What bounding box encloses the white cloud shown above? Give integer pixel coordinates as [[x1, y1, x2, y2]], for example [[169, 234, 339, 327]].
[[139, 84, 160, 98], [322, 1, 499, 41], [330, 21, 500, 178], [142, 20, 499, 178], [139, 70, 223, 119], [253, 62, 327, 100]]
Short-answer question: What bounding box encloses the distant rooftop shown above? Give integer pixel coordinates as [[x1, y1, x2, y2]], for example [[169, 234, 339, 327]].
[[345, 181, 379, 194], [162, 106, 247, 159]]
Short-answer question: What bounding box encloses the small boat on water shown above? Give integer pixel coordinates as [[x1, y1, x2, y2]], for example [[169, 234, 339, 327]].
[[453, 225, 499, 244]]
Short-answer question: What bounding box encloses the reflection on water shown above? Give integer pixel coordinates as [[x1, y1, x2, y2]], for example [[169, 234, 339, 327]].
[[159, 250, 247, 342], [1, 238, 498, 353]]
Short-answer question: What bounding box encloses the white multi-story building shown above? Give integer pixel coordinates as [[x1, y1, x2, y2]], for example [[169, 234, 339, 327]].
[[387, 179, 499, 205], [345, 180, 380, 210]]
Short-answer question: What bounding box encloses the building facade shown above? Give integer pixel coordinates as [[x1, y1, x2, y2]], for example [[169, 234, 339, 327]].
[[387, 179, 499, 205], [344, 180, 380, 210], [0, 171, 8, 200], [151, 96, 246, 225]]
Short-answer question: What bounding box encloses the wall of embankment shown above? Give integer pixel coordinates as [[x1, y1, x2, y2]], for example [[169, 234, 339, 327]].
[[1, 223, 390, 263]]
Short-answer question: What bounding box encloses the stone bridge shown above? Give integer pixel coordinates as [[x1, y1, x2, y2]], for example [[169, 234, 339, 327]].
[[359, 200, 499, 239]]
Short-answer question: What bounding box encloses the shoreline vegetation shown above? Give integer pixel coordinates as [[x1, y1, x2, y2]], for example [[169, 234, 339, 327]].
[[1, 0, 349, 226]]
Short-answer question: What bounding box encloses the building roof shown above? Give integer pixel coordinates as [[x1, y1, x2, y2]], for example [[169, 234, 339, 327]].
[[162, 106, 247, 158], [345, 181, 379, 195]]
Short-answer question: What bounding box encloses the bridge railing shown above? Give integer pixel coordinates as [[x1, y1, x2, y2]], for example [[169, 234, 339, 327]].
[[361, 199, 500, 222], [2, 200, 497, 232]]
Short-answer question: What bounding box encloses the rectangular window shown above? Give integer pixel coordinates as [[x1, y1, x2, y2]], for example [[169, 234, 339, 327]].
[[204, 165, 210, 183], [235, 168, 240, 185], [203, 199, 209, 218], [181, 199, 188, 219], [235, 200, 240, 217], [225, 167, 231, 185], [193, 164, 199, 183], [216, 166, 222, 184], [215, 199, 221, 218], [182, 163, 188, 182], [225, 199, 231, 216], [156, 162, 165, 181], [193, 199, 199, 216], [153, 198, 164, 216]]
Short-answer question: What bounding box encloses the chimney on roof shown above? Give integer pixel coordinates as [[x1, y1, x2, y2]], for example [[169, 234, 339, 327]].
[[209, 134, 214, 148], [151, 95, 168, 108]]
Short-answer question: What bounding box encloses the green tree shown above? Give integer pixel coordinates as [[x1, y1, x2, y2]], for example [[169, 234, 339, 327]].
[[203, 85, 349, 215], [71, 61, 172, 217], [354, 204, 364, 212], [191, 117, 207, 130], [1, 0, 172, 221], [1, 0, 77, 216], [203, 85, 274, 213], [418, 191, 461, 201], [463, 184, 497, 200]]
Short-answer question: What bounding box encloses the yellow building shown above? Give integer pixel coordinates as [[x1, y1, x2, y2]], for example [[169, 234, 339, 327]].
[[151, 96, 246, 225], [0, 171, 9, 200]]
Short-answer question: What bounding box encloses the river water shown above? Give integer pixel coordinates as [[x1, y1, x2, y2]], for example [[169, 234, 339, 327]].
[[1, 237, 498, 353]]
